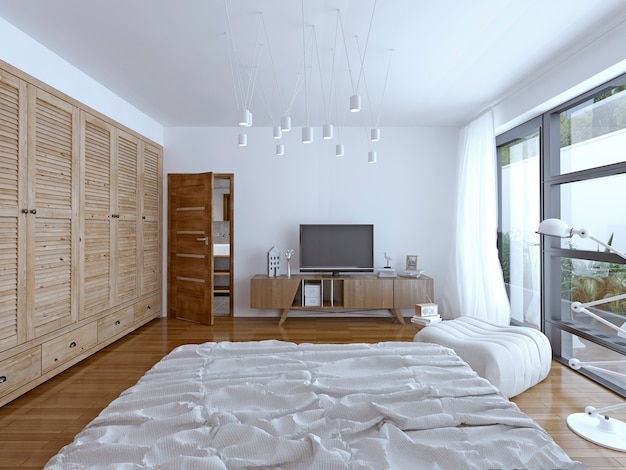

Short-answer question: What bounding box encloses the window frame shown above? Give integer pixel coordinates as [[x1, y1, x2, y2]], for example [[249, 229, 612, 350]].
[[498, 73, 626, 397]]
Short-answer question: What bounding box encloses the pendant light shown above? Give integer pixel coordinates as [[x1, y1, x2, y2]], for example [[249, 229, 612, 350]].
[[238, 133, 247, 147], [368, 150, 377, 163], [280, 115, 291, 132], [273, 125, 282, 139], [302, 126, 313, 144], [238, 109, 252, 127], [370, 127, 380, 142], [349, 94, 361, 112], [323, 123, 334, 139], [276, 144, 285, 155], [336, 144, 345, 157]]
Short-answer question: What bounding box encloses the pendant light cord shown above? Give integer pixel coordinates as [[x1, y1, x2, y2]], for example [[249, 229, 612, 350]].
[[375, 50, 393, 127], [354, 0, 377, 94], [223, 0, 245, 111]]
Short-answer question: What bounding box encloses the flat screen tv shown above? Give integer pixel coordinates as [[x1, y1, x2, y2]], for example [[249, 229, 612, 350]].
[[299, 224, 374, 275]]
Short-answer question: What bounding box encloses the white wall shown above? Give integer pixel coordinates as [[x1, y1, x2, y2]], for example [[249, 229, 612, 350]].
[[0, 18, 163, 144], [164, 126, 458, 317]]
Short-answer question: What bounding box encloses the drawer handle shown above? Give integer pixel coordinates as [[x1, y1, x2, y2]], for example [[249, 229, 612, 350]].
[[69, 341, 77, 348], [30, 209, 37, 214], [22, 208, 29, 214], [0, 376, 6, 384], [115, 320, 121, 326], [147, 305, 151, 310]]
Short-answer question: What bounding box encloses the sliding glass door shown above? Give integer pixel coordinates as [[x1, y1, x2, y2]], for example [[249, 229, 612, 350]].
[[498, 75, 626, 396], [497, 119, 541, 327], [544, 81, 626, 395]]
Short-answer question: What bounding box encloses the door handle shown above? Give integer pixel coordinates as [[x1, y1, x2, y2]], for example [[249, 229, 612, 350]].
[[196, 237, 209, 245]]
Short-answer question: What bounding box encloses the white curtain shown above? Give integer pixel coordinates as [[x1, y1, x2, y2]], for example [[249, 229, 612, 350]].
[[443, 109, 511, 325]]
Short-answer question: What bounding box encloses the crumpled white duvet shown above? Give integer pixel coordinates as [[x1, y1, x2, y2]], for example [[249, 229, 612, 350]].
[[44, 341, 585, 469]]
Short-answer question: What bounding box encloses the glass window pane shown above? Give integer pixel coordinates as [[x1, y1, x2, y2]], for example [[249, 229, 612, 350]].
[[500, 131, 540, 326], [560, 255, 626, 332], [558, 173, 626, 253], [560, 331, 626, 397], [560, 85, 626, 174]]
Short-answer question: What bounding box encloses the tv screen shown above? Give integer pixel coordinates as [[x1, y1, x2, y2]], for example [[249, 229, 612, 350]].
[[299, 224, 374, 274]]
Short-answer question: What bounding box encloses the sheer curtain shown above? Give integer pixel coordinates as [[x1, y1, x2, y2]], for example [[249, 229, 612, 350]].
[[443, 109, 510, 325]]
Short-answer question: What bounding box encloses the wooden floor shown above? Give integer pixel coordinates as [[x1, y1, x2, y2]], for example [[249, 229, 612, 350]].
[[1, 316, 626, 468]]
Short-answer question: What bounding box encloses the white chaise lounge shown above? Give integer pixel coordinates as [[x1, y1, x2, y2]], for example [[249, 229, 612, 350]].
[[413, 316, 552, 398]]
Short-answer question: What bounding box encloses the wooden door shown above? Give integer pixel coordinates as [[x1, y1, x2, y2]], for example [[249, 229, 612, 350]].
[[0, 71, 24, 351], [27, 88, 78, 339], [113, 130, 139, 306], [81, 112, 113, 319], [139, 143, 162, 296], [168, 173, 214, 324]]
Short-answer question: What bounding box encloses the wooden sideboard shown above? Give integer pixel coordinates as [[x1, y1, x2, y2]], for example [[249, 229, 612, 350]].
[[250, 274, 434, 326]]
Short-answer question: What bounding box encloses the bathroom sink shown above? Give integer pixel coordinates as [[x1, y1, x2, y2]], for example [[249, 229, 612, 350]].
[[213, 244, 230, 256]]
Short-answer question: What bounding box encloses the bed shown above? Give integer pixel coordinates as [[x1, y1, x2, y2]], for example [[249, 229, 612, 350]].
[[44, 340, 585, 469]]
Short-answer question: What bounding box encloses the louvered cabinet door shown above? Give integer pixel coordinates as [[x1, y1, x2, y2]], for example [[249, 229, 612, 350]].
[[0, 72, 25, 352], [112, 130, 139, 306], [140, 143, 162, 295], [81, 113, 112, 319], [27, 88, 78, 339]]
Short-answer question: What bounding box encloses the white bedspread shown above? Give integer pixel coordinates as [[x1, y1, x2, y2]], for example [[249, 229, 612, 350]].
[[45, 341, 585, 469]]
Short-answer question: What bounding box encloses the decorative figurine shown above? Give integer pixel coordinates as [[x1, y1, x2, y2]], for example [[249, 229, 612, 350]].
[[267, 246, 280, 277], [285, 249, 294, 279], [384, 252, 392, 268]]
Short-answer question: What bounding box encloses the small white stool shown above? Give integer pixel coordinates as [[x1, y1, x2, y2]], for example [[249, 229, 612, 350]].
[[413, 316, 551, 398]]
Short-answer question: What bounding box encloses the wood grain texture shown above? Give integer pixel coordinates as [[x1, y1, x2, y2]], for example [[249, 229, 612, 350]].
[[0, 317, 625, 468]]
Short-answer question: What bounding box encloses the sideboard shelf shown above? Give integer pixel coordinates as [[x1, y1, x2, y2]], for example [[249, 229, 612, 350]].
[[250, 274, 434, 326]]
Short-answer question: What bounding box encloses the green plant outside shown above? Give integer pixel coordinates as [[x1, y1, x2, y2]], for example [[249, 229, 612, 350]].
[[562, 235, 626, 315]]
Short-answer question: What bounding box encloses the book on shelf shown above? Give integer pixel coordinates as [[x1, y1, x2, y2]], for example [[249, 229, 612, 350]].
[[411, 314, 442, 325], [376, 267, 397, 278]]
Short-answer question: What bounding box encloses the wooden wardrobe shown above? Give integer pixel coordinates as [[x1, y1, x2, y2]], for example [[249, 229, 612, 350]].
[[0, 59, 163, 407]]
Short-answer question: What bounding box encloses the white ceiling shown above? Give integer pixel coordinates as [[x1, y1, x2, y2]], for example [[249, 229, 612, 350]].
[[1, 0, 626, 128]]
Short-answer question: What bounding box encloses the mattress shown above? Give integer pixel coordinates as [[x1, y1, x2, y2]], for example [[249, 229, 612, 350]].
[[44, 340, 585, 469]]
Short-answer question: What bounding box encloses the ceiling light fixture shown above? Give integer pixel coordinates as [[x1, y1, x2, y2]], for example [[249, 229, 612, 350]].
[[224, 2, 258, 129], [302, 126, 313, 144], [276, 143, 285, 155], [280, 115, 291, 132], [337, 11, 360, 114], [239, 108, 252, 127], [349, 94, 361, 113], [323, 124, 334, 140], [371, 49, 393, 142]]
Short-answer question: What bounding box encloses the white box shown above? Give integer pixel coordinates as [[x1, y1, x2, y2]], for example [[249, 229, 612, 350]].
[[304, 283, 321, 307]]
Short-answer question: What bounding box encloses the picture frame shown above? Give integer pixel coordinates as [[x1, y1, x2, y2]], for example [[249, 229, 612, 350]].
[[405, 255, 418, 271]]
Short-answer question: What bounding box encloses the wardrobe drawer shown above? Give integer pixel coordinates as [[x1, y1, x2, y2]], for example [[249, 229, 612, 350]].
[[42, 323, 98, 373], [98, 307, 134, 343], [135, 294, 161, 324], [0, 347, 42, 398]]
